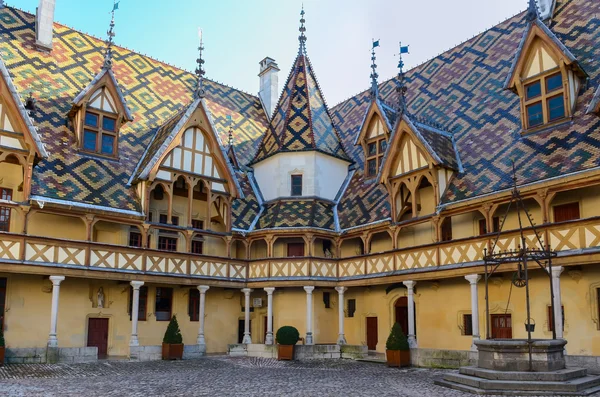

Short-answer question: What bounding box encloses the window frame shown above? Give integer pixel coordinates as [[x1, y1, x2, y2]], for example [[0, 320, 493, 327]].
[[81, 107, 120, 157], [155, 287, 173, 321], [189, 288, 200, 322], [128, 285, 148, 322], [463, 313, 473, 336], [290, 174, 303, 196], [521, 68, 567, 131], [364, 135, 387, 178], [553, 202, 580, 223], [0, 187, 13, 232]]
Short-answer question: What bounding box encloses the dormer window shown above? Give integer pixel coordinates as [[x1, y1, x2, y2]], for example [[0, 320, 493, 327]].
[[70, 69, 133, 159], [291, 174, 303, 196], [504, 18, 586, 133], [83, 110, 118, 156], [524, 71, 565, 129], [366, 136, 387, 177]]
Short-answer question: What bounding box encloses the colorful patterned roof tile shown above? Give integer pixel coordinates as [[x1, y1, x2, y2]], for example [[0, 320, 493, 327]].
[[232, 170, 261, 231], [333, 0, 600, 212], [252, 53, 350, 164], [0, 6, 267, 213], [256, 199, 336, 230], [411, 119, 460, 170]]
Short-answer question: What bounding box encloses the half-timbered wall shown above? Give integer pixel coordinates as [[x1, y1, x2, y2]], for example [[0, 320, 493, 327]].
[[394, 133, 428, 176]]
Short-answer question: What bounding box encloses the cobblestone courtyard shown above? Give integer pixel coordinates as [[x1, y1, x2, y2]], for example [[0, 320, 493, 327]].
[[0, 356, 481, 396]]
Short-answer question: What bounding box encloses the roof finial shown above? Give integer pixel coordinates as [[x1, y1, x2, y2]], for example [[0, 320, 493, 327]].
[[370, 40, 380, 99], [396, 42, 410, 113], [227, 115, 234, 147], [298, 5, 307, 55], [195, 28, 206, 99], [526, 0, 539, 22], [102, 0, 119, 69]]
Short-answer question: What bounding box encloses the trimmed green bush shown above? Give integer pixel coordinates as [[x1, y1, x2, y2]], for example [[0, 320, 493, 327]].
[[275, 326, 300, 346], [386, 322, 409, 351], [0, 326, 4, 347], [163, 315, 183, 344]]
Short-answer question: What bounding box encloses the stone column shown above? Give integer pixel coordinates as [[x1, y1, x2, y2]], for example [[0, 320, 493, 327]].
[[551, 266, 564, 339], [129, 281, 145, 347], [48, 276, 65, 347], [335, 287, 347, 345], [304, 286, 315, 345], [403, 280, 417, 348], [197, 286, 210, 348], [242, 288, 252, 344], [264, 287, 275, 345], [465, 274, 481, 350]]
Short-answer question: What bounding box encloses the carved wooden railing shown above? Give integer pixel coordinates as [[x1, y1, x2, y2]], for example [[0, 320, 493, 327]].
[[1, 216, 599, 282]]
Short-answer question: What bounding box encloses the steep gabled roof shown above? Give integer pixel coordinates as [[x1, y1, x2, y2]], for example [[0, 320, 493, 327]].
[[0, 57, 47, 158], [132, 97, 242, 197], [587, 84, 600, 115], [72, 67, 134, 121], [353, 98, 394, 146], [504, 15, 585, 91], [251, 53, 350, 164]]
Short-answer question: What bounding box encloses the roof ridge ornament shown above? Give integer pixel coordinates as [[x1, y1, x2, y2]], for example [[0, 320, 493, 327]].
[[396, 42, 410, 114], [526, 0, 540, 22], [299, 5, 307, 55], [102, 0, 119, 70], [195, 28, 206, 99], [370, 40, 380, 99]]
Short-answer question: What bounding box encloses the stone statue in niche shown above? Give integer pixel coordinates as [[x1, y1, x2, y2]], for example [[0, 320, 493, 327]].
[[97, 287, 105, 309]]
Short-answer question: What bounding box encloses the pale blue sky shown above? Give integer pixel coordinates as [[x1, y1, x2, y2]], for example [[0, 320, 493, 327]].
[[16, 0, 527, 105]]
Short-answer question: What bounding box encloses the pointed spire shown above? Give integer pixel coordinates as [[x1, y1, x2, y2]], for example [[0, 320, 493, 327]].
[[227, 115, 234, 147], [102, 0, 118, 69], [370, 40, 380, 99], [526, 0, 540, 22], [396, 42, 409, 113], [298, 5, 307, 55], [195, 28, 206, 99]]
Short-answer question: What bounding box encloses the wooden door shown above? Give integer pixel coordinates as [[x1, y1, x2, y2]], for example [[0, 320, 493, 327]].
[[395, 297, 409, 337], [491, 314, 512, 339], [87, 318, 109, 358], [287, 243, 305, 257], [238, 319, 251, 343], [366, 317, 378, 350]]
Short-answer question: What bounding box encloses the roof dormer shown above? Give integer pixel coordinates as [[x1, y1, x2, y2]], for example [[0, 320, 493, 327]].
[[504, 3, 586, 133], [355, 100, 394, 178]]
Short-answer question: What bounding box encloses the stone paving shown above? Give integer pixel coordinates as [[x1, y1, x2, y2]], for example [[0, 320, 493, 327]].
[[0, 356, 571, 396]]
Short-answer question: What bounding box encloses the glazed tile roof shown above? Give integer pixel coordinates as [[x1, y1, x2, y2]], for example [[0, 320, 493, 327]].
[[411, 119, 460, 170], [256, 199, 336, 230], [0, 6, 267, 213], [252, 52, 350, 164], [332, 0, 600, 213], [232, 170, 261, 231]]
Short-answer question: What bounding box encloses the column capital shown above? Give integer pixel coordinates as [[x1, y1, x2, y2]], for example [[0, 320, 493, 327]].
[[130, 280, 144, 289], [551, 266, 564, 278], [241, 288, 253, 295], [403, 280, 416, 290], [335, 286, 347, 294], [465, 274, 481, 284], [303, 286, 315, 294], [198, 285, 210, 293], [264, 287, 275, 295], [49, 275, 65, 285]]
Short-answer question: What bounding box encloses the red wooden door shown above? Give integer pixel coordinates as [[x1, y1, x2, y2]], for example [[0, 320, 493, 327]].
[[395, 297, 409, 337], [491, 314, 512, 339], [366, 317, 378, 350], [87, 318, 109, 358], [287, 243, 304, 257]]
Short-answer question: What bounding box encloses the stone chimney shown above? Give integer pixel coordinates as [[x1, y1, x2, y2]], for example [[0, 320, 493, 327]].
[[35, 0, 56, 51], [258, 57, 280, 119]]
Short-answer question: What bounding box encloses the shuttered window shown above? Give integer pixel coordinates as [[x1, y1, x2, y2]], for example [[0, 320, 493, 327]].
[[553, 202, 580, 223]]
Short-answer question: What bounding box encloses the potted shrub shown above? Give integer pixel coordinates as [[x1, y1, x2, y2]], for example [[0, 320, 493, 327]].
[[276, 325, 299, 361], [0, 326, 4, 366], [162, 315, 184, 360], [386, 322, 410, 367]]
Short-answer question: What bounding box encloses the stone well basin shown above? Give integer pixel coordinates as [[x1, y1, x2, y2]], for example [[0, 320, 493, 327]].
[[475, 339, 567, 372]]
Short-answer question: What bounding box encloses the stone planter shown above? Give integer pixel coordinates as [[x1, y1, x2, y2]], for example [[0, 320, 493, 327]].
[[277, 344, 294, 360], [162, 343, 184, 360], [386, 349, 410, 367]]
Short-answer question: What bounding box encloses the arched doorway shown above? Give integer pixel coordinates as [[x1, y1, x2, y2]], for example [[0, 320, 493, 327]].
[[394, 297, 415, 338]]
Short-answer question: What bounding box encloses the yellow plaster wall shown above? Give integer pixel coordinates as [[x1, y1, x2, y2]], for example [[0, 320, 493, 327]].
[[340, 238, 363, 258], [398, 223, 433, 249], [1, 275, 240, 355], [370, 232, 393, 253], [28, 213, 85, 240], [418, 186, 436, 216]]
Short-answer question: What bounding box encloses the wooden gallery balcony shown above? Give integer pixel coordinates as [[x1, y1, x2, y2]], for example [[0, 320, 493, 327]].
[[0, 216, 598, 286]]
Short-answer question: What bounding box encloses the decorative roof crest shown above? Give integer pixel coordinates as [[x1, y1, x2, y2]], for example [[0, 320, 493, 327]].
[[102, 0, 119, 69], [370, 40, 380, 99], [195, 28, 206, 99], [396, 42, 410, 113], [526, 0, 540, 22], [299, 5, 307, 55]]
